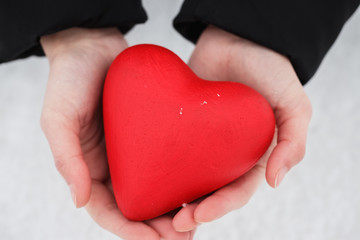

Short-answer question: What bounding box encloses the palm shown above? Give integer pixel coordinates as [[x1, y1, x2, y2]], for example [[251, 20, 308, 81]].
[[58, 49, 110, 183]]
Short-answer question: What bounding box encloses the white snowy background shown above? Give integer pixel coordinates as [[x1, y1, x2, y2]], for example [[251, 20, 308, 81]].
[[0, 1, 359, 239]]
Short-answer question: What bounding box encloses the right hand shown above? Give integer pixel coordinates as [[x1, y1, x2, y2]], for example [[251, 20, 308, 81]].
[[173, 25, 312, 232]]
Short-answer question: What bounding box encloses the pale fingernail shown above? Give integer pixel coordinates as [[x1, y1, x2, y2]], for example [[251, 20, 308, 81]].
[[176, 228, 194, 233], [275, 167, 288, 188], [69, 185, 77, 207], [195, 216, 217, 224], [195, 219, 206, 224], [176, 224, 198, 233]]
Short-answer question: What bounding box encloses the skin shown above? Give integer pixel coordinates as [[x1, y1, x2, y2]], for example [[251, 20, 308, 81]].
[[40, 25, 312, 238], [40, 27, 193, 240], [172, 25, 312, 231]]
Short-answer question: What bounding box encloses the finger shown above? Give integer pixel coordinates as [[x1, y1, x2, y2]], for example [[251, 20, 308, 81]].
[[190, 135, 275, 223], [86, 180, 160, 240], [41, 113, 91, 207], [194, 164, 265, 223], [266, 96, 312, 188], [146, 215, 191, 240], [172, 202, 199, 232]]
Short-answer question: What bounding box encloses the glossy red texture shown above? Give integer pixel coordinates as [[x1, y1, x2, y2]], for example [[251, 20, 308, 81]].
[[103, 44, 275, 221]]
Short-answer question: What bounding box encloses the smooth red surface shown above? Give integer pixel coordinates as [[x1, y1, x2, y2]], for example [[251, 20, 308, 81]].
[[103, 44, 275, 221]]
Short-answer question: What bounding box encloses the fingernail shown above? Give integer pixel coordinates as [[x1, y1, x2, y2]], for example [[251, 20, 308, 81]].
[[195, 215, 214, 223], [176, 228, 194, 233], [176, 224, 198, 233], [195, 219, 206, 224], [69, 185, 77, 207], [275, 167, 288, 188]]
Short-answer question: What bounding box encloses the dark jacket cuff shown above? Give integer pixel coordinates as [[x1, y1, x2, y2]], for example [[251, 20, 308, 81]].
[[0, 0, 147, 63], [174, 0, 359, 84]]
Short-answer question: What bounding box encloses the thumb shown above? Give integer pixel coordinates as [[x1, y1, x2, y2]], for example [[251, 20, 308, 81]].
[[41, 112, 91, 207]]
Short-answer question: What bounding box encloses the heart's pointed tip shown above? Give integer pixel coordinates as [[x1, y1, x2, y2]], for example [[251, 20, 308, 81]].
[[121, 207, 167, 222], [118, 203, 150, 222]]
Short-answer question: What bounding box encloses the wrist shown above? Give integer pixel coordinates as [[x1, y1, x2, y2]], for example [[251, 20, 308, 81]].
[[40, 27, 127, 63]]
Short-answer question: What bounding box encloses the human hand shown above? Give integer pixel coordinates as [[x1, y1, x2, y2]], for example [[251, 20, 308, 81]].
[[40, 27, 194, 240], [172, 25, 312, 231]]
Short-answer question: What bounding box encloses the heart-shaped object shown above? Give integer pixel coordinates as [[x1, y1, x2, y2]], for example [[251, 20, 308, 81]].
[[103, 44, 275, 221]]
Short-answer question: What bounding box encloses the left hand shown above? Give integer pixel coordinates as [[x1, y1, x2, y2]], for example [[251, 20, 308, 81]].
[[172, 25, 312, 232], [40, 27, 194, 240]]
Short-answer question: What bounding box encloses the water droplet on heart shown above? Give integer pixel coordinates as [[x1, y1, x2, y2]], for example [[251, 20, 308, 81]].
[[179, 107, 183, 115], [200, 101, 208, 106], [217, 93, 220, 97]]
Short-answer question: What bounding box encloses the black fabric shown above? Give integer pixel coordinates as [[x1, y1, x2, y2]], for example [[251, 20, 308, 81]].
[[1, 0, 359, 85], [174, 0, 360, 84], [0, 0, 147, 63]]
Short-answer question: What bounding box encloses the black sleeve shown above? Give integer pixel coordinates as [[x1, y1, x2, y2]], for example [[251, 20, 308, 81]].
[[0, 0, 147, 63], [173, 0, 360, 84]]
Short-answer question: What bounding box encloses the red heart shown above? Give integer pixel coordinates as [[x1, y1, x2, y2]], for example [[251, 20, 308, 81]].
[[103, 44, 275, 221]]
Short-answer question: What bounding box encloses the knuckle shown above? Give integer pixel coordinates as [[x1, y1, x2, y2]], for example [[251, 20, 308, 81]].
[[53, 156, 67, 175], [237, 188, 251, 207], [217, 192, 239, 211], [293, 142, 306, 163]]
